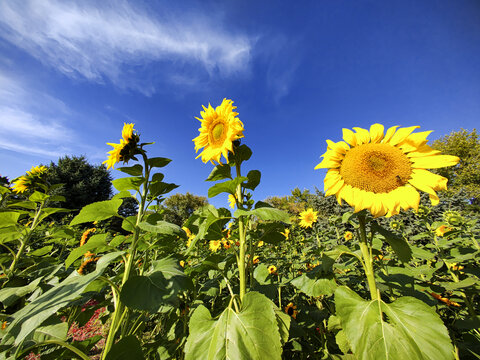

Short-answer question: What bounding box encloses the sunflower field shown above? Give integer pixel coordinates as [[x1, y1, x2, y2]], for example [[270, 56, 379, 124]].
[[0, 99, 479, 360]]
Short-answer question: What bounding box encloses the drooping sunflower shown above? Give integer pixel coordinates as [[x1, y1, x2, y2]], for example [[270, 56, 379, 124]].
[[11, 165, 48, 193], [193, 98, 244, 164], [299, 208, 318, 228], [103, 123, 139, 170], [315, 124, 460, 217]]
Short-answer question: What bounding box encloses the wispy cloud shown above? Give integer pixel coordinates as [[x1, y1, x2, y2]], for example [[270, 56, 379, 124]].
[[0, 0, 253, 94], [0, 70, 82, 158]]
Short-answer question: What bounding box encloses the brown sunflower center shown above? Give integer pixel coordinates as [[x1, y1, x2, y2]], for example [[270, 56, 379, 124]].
[[287, 307, 294, 315], [340, 143, 412, 193]]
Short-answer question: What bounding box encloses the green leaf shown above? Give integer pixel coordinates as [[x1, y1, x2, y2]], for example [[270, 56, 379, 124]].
[[0, 212, 20, 228], [29, 191, 49, 202], [112, 190, 134, 200], [291, 273, 337, 297], [112, 177, 145, 192], [38, 207, 71, 222], [105, 335, 144, 360], [371, 222, 412, 263], [206, 164, 232, 181], [0, 185, 10, 194], [138, 220, 183, 236], [147, 157, 172, 168], [208, 177, 247, 198], [65, 234, 110, 269], [149, 181, 179, 198], [231, 144, 252, 164], [7, 200, 36, 210], [70, 199, 123, 225], [235, 207, 291, 224], [33, 316, 68, 342], [1, 252, 123, 346], [244, 170, 261, 190], [29, 245, 54, 257], [117, 164, 143, 176], [184, 291, 285, 360], [0, 277, 43, 307], [121, 257, 192, 312], [335, 286, 454, 360]]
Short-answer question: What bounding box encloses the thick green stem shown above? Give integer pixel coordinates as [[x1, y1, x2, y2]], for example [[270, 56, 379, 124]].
[[358, 215, 378, 300], [235, 161, 247, 302], [9, 201, 44, 274]]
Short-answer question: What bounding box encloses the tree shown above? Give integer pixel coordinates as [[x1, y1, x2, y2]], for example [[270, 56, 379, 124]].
[[47, 155, 113, 212], [163, 192, 208, 226], [265, 188, 314, 216], [431, 129, 480, 204]]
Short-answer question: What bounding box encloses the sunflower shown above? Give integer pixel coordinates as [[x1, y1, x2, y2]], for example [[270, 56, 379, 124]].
[[182, 227, 195, 247], [80, 228, 96, 246], [284, 303, 298, 319], [268, 265, 277, 275], [315, 124, 460, 217], [193, 98, 244, 164], [281, 228, 290, 239], [209, 240, 222, 252], [103, 123, 139, 170], [344, 231, 353, 241], [435, 225, 452, 237], [228, 194, 236, 209], [11, 165, 48, 193], [253, 256, 260, 265], [299, 208, 318, 228]]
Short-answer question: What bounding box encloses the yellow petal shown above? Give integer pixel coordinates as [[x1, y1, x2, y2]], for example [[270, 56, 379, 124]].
[[388, 126, 420, 146], [369, 124, 384, 143], [353, 127, 370, 145], [382, 125, 399, 144], [342, 128, 357, 147], [411, 155, 460, 169], [411, 169, 448, 191]]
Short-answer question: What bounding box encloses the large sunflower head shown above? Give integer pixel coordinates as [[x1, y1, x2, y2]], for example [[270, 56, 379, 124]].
[[193, 98, 244, 164], [315, 124, 460, 217], [298, 208, 318, 228], [103, 123, 140, 170]]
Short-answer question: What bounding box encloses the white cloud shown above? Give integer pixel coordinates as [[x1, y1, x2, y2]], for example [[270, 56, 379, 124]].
[[0, 0, 253, 93], [0, 70, 78, 158]]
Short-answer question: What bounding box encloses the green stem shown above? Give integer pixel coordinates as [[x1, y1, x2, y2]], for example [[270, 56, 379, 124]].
[[102, 154, 150, 359], [9, 201, 45, 274], [358, 214, 378, 300], [16, 339, 90, 360], [235, 160, 247, 302]]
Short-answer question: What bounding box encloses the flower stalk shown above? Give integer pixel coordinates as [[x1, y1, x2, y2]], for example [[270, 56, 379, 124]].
[[357, 214, 378, 300]]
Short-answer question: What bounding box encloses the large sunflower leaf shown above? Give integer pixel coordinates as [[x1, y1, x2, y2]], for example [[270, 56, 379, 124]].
[[335, 286, 454, 360], [70, 199, 123, 225], [371, 222, 412, 262], [184, 291, 285, 360]]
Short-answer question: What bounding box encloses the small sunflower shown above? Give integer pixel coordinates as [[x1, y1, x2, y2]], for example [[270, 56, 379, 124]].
[[253, 256, 260, 265], [80, 228, 96, 246], [257, 240, 264, 247], [193, 98, 244, 164], [443, 211, 464, 226], [315, 124, 460, 217], [435, 225, 452, 237], [222, 239, 233, 249], [281, 228, 290, 240], [284, 303, 298, 319], [182, 227, 195, 248], [344, 231, 353, 241], [209, 240, 222, 252], [103, 123, 139, 170], [268, 265, 277, 275], [299, 208, 318, 228], [228, 194, 236, 209]]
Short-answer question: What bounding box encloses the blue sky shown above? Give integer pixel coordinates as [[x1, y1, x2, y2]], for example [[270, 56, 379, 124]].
[[1, 0, 479, 208]]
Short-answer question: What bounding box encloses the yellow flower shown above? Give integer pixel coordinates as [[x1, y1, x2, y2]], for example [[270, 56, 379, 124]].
[[180, 260, 185, 268], [268, 265, 277, 275], [228, 194, 236, 209], [253, 256, 260, 264], [344, 231, 353, 241], [1, 321, 7, 330], [193, 98, 244, 164], [12, 165, 48, 193], [435, 225, 451, 237], [299, 208, 318, 228], [281, 228, 290, 240], [183, 227, 195, 247], [103, 123, 138, 170], [209, 240, 222, 252], [284, 303, 298, 319], [80, 228, 96, 246], [222, 239, 233, 249], [257, 240, 264, 247], [315, 124, 460, 217]]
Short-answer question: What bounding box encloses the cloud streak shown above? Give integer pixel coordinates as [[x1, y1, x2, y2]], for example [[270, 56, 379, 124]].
[[0, 0, 253, 94]]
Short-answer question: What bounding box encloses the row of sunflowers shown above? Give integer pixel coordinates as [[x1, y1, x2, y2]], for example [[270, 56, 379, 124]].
[[0, 98, 478, 359]]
